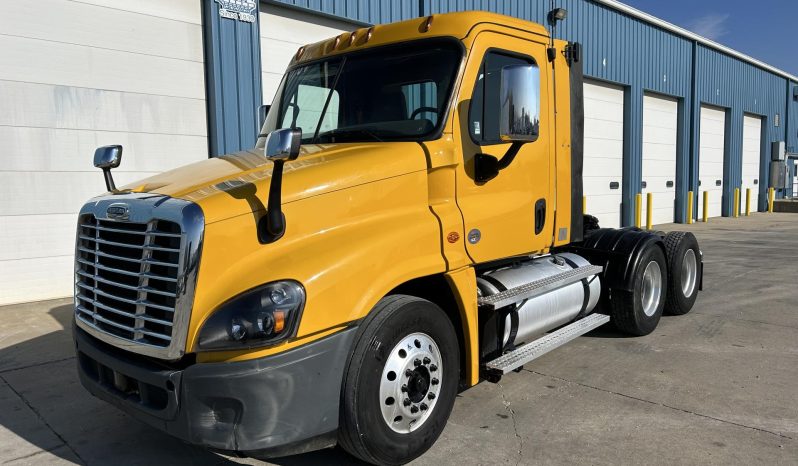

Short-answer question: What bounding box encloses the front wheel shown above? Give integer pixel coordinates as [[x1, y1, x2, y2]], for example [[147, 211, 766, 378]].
[[338, 295, 459, 465]]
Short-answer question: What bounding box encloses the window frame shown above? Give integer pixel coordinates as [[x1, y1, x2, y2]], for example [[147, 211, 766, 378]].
[[467, 47, 541, 147]]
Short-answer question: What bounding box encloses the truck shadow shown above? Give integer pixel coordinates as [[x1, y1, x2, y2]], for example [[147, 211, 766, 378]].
[[0, 302, 362, 465]]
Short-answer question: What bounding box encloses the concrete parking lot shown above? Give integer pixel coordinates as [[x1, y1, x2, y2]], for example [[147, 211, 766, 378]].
[[1, 213, 797, 465]]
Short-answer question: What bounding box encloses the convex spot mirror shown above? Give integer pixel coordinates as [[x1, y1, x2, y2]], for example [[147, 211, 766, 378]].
[[499, 64, 540, 142], [93, 145, 122, 169], [264, 128, 302, 161]]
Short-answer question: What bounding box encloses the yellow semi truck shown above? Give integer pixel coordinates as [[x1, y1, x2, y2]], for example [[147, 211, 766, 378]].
[[73, 11, 702, 465]]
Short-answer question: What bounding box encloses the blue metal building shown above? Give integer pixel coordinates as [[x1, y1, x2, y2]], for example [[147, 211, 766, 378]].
[[202, 0, 798, 226]]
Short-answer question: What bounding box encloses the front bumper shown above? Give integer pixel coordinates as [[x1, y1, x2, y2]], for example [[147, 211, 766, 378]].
[[74, 324, 357, 457]]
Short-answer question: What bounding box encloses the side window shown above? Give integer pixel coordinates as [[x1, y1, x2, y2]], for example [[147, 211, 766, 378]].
[[281, 85, 340, 137], [279, 60, 341, 139], [402, 81, 439, 125], [469, 51, 539, 144]]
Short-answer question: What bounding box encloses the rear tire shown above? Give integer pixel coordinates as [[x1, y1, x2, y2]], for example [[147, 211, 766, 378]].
[[610, 245, 668, 336], [338, 295, 459, 465], [662, 231, 700, 315]]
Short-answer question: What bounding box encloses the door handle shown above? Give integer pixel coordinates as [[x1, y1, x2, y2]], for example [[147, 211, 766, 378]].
[[534, 199, 546, 235]]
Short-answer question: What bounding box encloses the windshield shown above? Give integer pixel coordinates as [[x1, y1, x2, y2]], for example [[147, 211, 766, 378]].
[[258, 38, 462, 145]]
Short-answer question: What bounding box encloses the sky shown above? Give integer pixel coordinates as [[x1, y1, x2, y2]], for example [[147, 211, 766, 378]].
[[620, 0, 798, 76]]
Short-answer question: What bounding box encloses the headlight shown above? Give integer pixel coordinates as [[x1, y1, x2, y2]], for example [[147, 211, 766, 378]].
[[198, 280, 305, 350]]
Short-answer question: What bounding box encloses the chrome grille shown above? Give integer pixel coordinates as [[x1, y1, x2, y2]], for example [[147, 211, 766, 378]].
[[75, 215, 184, 348]]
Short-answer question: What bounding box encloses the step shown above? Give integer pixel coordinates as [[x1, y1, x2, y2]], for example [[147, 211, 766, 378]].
[[477, 264, 603, 311], [484, 313, 610, 375]]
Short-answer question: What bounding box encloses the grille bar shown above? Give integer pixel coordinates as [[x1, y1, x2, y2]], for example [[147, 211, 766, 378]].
[[78, 247, 179, 268], [77, 305, 172, 341], [78, 235, 181, 253], [82, 223, 182, 238], [76, 295, 174, 326], [76, 270, 178, 298], [76, 284, 175, 313], [76, 257, 178, 282]]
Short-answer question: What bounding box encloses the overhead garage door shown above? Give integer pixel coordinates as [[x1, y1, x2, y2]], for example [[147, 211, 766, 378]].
[[698, 105, 726, 219], [583, 81, 624, 228], [260, 3, 357, 104], [641, 94, 678, 226], [741, 114, 763, 213]]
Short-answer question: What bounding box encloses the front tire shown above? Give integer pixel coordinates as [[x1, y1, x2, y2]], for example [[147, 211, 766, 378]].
[[610, 244, 668, 336], [338, 295, 459, 465]]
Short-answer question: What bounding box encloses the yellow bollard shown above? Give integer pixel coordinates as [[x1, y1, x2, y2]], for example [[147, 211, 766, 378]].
[[768, 187, 775, 213], [583, 195, 587, 215], [733, 188, 740, 218], [702, 191, 709, 223], [635, 193, 642, 228], [646, 192, 653, 230], [745, 188, 751, 216], [686, 190, 694, 224]]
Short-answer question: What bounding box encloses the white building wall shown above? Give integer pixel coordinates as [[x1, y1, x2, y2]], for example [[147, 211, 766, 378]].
[[0, 0, 208, 305], [260, 3, 358, 105]]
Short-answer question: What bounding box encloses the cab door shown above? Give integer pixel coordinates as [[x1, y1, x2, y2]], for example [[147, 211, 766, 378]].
[[454, 31, 553, 263]]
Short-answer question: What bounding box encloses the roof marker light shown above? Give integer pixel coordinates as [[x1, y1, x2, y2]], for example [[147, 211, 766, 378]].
[[422, 15, 433, 32]]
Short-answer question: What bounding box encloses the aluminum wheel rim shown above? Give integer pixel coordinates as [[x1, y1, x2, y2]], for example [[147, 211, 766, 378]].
[[379, 332, 443, 433], [681, 249, 697, 298], [641, 261, 663, 317]]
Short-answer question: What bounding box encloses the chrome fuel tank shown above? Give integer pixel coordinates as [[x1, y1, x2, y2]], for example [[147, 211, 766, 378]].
[[477, 253, 601, 352]]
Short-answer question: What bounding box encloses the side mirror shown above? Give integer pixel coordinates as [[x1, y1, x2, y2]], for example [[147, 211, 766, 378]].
[[94, 145, 122, 169], [93, 145, 123, 191], [264, 128, 301, 161], [259, 128, 301, 245], [499, 64, 540, 142]]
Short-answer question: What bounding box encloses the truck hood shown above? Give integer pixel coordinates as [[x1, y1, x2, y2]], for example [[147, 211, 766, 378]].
[[119, 142, 428, 224]]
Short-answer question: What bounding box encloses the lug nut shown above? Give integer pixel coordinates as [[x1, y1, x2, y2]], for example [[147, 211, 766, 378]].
[[414, 358, 421, 367], [405, 369, 414, 377], [428, 392, 436, 400], [420, 403, 428, 411], [401, 384, 408, 392], [410, 405, 419, 414], [429, 364, 438, 372], [431, 378, 439, 385], [403, 398, 411, 406], [423, 356, 431, 364]]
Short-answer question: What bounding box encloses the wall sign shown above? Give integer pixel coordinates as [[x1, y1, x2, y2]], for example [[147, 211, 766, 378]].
[[215, 0, 256, 23]]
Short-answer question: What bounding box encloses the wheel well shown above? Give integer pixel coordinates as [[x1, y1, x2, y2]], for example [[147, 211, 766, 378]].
[[389, 274, 467, 387]]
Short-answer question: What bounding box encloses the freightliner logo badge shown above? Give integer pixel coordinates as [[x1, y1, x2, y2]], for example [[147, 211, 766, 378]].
[[106, 203, 130, 221], [215, 0, 257, 23]]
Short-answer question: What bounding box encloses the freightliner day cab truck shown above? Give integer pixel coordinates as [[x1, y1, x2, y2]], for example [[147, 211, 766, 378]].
[[73, 10, 703, 465]]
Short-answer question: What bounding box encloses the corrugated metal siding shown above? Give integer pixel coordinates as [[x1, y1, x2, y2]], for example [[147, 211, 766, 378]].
[[270, 0, 417, 24], [694, 45, 787, 212], [264, 0, 795, 221], [789, 81, 798, 153], [203, 0, 263, 156]]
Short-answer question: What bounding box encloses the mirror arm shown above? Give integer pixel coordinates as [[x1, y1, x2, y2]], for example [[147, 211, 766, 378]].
[[258, 160, 287, 244], [101, 168, 116, 192], [496, 141, 524, 170]]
